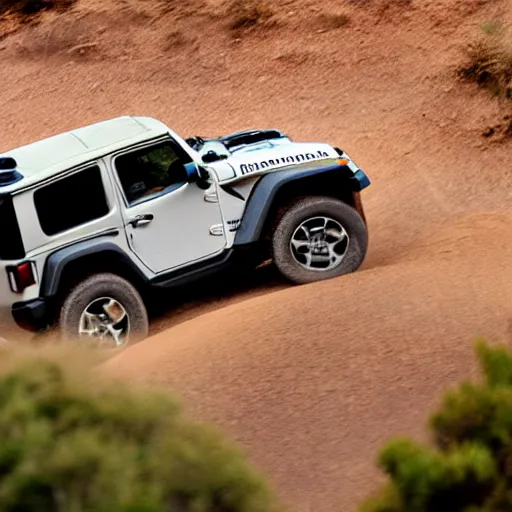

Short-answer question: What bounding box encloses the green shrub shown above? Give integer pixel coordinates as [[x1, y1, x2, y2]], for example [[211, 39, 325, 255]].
[[460, 20, 512, 101], [359, 340, 512, 512], [0, 348, 278, 512]]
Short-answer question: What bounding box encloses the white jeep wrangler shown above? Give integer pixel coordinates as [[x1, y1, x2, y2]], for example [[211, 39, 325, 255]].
[[0, 116, 371, 346]]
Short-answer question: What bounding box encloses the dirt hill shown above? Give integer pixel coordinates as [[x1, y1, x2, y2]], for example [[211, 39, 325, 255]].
[[103, 213, 512, 511], [2, 0, 512, 509]]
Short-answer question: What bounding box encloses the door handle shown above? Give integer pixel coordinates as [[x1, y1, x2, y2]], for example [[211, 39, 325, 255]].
[[128, 213, 154, 227]]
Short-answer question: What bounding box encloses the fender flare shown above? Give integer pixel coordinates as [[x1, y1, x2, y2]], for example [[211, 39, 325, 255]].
[[233, 163, 369, 245], [40, 236, 148, 298]]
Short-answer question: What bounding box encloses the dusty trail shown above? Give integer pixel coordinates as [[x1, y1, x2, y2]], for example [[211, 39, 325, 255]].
[[1, 0, 511, 509]]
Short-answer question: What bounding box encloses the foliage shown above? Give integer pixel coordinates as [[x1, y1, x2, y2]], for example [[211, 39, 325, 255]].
[[224, 0, 275, 31], [0, 0, 74, 16], [359, 340, 512, 512], [460, 19, 512, 101], [0, 347, 278, 512]]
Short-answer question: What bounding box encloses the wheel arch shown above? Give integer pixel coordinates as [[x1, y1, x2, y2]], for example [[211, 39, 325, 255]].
[[234, 164, 367, 246], [40, 239, 149, 318]]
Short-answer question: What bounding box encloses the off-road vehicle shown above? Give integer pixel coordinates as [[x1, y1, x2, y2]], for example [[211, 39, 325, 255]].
[[0, 116, 371, 346]]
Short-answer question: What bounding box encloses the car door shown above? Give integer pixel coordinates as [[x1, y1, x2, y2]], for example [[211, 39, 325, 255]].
[[112, 138, 226, 274]]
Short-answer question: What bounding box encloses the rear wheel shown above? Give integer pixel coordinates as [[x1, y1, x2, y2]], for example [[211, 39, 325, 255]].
[[58, 273, 149, 348], [271, 196, 368, 284]]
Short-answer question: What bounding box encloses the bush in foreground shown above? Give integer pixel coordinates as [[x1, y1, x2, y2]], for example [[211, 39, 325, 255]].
[[359, 340, 512, 512], [0, 347, 277, 512]]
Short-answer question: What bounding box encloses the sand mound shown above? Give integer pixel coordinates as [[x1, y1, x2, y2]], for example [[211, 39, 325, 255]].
[[102, 212, 512, 511]]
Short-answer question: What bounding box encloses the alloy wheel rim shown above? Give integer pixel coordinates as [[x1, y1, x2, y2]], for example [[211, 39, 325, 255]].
[[78, 297, 130, 347], [290, 216, 349, 271]]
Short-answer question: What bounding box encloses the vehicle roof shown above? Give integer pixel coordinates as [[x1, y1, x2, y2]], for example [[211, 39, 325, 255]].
[[0, 116, 170, 194]]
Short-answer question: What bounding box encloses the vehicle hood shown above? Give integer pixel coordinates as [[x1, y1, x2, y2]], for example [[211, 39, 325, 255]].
[[198, 138, 342, 184]]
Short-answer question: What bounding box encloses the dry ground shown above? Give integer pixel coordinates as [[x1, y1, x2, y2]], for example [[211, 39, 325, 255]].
[[1, 0, 512, 509]]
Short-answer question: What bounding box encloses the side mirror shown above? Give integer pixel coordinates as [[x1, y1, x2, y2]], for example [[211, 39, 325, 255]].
[[183, 162, 201, 183], [184, 162, 210, 189]]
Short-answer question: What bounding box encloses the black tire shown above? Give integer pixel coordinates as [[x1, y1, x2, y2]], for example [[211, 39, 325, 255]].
[[271, 196, 368, 285], [58, 273, 149, 346]]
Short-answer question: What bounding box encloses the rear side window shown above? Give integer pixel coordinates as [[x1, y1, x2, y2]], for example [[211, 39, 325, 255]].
[[34, 165, 110, 236], [0, 196, 25, 260]]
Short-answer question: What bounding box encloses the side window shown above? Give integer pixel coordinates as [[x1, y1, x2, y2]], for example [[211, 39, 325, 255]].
[[114, 141, 193, 206], [0, 196, 25, 259], [34, 165, 110, 236]]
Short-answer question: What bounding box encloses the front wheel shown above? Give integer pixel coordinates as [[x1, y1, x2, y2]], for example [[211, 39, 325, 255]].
[[271, 196, 368, 285], [58, 273, 149, 348]]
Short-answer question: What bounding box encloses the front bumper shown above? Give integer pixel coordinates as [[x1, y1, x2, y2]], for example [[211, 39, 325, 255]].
[[11, 298, 49, 332], [349, 169, 371, 191]]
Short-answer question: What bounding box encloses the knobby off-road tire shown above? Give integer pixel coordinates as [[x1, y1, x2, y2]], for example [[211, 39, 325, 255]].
[[59, 273, 149, 347], [271, 196, 368, 285]]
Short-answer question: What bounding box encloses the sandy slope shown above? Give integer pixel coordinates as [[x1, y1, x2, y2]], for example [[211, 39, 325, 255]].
[[1, 0, 512, 509], [103, 213, 512, 511]]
